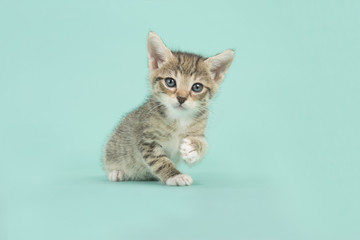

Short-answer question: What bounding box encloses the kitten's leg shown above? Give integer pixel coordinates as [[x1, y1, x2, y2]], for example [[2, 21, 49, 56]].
[[138, 140, 192, 186], [180, 136, 208, 165]]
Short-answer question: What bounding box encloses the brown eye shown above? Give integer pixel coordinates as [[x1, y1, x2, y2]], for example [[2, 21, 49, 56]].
[[165, 78, 176, 88], [192, 83, 203, 92]]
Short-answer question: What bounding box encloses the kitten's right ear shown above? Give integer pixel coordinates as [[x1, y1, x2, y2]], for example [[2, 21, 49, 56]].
[[147, 32, 173, 71]]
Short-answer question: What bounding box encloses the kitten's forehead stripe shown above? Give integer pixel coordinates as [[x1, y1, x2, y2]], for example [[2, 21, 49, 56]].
[[171, 52, 207, 78], [177, 55, 182, 73], [190, 57, 201, 76]]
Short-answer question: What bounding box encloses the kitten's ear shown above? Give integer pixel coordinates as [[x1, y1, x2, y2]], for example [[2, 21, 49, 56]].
[[205, 49, 234, 83], [147, 32, 173, 71]]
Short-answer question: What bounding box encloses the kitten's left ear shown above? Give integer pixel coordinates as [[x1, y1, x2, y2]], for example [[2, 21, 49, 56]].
[[205, 49, 234, 83], [147, 32, 173, 71]]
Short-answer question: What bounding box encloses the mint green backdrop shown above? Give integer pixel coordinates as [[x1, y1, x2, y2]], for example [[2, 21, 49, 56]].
[[1, 1, 359, 239]]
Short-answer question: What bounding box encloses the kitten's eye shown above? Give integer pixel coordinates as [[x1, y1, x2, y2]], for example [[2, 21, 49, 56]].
[[192, 83, 203, 92], [165, 78, 176, 88]]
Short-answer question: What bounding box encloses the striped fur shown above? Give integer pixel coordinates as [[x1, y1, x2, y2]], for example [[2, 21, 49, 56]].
[[104, 32, 234, 186]]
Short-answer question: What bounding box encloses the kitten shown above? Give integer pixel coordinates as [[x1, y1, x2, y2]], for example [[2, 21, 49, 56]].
[[104, 32, 234, 186]]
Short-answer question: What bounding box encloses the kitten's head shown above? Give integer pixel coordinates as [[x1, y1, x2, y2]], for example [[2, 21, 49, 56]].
[[147, 32, 234, 118]]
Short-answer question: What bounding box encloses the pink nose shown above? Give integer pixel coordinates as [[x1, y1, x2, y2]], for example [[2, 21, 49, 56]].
[[177, 96, 187, 104]]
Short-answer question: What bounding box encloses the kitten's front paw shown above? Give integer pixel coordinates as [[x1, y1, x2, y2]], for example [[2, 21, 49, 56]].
[[166, 174, 193, 186], [180, 138, 200, 165]]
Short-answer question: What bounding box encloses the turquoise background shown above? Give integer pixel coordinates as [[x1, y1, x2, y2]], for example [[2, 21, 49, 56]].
[[1, 0, 359, 239]]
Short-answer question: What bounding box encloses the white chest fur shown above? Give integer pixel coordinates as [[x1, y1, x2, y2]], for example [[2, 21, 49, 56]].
[[163, 117, 192, 163]]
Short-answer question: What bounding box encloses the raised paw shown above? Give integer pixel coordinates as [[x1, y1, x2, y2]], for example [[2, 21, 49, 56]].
[[166, 174, 193, 186], [180, 138, 200, 165], [108, 170, 125, 182]]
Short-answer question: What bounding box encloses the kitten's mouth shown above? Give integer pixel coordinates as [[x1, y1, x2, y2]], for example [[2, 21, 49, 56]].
[[174, 104, 186, 110]]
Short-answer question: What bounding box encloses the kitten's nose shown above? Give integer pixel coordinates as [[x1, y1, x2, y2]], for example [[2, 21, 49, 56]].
[[177, 96, 187, 104]]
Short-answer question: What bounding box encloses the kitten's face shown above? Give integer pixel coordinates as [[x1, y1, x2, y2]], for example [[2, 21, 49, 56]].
[[147, 32, 234, 118], [151, 53, 214, 117]]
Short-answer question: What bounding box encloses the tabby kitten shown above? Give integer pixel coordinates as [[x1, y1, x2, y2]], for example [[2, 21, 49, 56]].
[[104, 32, 234, 186]]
